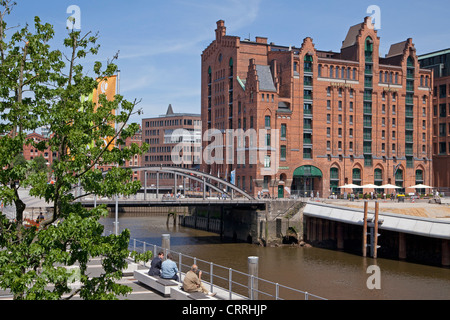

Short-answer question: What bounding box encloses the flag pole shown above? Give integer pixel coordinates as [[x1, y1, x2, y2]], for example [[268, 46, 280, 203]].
[[115, 70, 120, 236]]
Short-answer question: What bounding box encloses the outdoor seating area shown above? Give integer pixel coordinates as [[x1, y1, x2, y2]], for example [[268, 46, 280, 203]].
[[336, 183, 439, 202], [133, 269, 220, 300]]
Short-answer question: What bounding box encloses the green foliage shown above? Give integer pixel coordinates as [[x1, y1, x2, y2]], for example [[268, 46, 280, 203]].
[[130, 250, 153, 264], [0, 1, 148, 300]]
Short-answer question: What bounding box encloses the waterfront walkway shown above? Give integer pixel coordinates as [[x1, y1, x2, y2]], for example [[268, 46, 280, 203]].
[[0, 257, 173, 301], [321, 197, 450, 220]]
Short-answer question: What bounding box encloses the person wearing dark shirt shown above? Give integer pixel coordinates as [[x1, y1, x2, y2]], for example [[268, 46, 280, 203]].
[[148, 251, 164, 276]]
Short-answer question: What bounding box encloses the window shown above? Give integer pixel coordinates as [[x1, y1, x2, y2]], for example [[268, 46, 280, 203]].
[[303, 148, 312, 159], [349, 141, 353, 150], [330, 66, 334, 78], [327, 100, 331, 109], [440, 104, 447, 117], [327, 114, 331, 123], [264, 155, 271, 168], [281, 124, 286, 139], [327, 127, 331, 136], [263, 176, 269, 189], [439, 123, 446, 137], [280, 145, 286, 160], [327, 141, 331, 150], [440, 85, 447, 98], [338, 141, 342, 150], [265, 115, 271, 128], [266, 134, 271, 146]]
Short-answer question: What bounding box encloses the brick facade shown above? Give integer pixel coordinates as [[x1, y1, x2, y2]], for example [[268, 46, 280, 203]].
[[201, 18, 433, 198]]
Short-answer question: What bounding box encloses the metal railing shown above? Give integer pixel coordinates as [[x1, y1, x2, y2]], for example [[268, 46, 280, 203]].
[[126, 236, 327, 301]]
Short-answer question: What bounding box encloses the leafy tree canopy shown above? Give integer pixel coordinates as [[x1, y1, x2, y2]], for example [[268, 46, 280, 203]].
[[0, 0, 148, 300]]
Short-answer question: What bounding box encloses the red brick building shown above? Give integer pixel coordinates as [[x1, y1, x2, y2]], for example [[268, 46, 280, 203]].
[[419, 49, 450, 192], [23, 132, 56, 167], [201, 17, 433, 198], [96, 124, 143, 182]]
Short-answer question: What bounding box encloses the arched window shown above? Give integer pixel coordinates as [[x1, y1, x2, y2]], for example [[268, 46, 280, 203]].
[[407, 56, 414, 67], [352, 168, 361, 183], [304, 54, 313, 72], [330, 167, 339, 194], [395, 168, 404, 189], [374, 168, 383, 186], [365, 37, 373, 62]]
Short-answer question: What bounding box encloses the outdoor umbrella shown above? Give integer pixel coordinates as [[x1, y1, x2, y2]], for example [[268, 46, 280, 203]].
[[338, 184, 361, 189], [380, 184, 400, 189], [361, 184, 380, 189], [407, 184, 433, 189]]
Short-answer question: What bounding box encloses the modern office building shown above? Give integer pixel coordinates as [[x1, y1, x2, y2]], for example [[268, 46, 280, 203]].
[[200, 17, 433, 198], [419, 49, 450, 191], [141, 105, 201, 192]]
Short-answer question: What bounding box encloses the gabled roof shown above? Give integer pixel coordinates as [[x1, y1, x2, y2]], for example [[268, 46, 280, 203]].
[[341, 22, 362, 49], [386, 41, 408, 58], [255, 65, 276, 92]]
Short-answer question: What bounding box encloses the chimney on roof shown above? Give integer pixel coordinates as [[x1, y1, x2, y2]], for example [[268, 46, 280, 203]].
[[216, 20, 226, 42]]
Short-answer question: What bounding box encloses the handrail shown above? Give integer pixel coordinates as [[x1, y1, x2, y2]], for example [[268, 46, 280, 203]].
[[125, 235, 327, 300]]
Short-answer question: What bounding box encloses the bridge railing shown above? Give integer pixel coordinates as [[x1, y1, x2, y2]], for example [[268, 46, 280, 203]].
[[125, 235, 326, 301]]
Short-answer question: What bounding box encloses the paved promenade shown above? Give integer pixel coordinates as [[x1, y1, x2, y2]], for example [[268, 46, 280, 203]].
[[0, 257, 171, 300], [321, 197, 450, 220]]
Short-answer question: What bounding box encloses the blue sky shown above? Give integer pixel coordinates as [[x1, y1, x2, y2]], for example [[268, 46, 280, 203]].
[[5, 0, 450, 124]]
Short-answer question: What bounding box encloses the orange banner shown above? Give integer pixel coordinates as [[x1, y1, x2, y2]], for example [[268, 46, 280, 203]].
[[93, 75, 117, 150]]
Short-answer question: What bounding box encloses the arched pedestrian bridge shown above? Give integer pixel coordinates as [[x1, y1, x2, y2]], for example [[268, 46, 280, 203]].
[[117, 166, 255, 201]]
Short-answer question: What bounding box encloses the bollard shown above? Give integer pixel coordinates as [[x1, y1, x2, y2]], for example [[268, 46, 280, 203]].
[[248, 256, 259, 300], [362, 200, 368, 257], [162, 234, 170, 256]]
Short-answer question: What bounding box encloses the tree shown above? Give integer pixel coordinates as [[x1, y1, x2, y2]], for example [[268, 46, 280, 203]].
[[0, 1, 148, 299]]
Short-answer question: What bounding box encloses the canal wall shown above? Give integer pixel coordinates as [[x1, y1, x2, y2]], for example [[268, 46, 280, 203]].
[[303, 202, 450, 267]]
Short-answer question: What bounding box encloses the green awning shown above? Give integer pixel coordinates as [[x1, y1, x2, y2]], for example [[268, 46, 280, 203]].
[[293, 165, 322, 177]]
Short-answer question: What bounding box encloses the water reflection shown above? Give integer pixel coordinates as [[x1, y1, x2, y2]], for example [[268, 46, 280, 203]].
[[101, 216, 450, 300]]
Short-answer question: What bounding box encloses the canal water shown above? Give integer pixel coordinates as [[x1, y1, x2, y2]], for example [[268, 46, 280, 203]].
[[101, 215, 450, 300]]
